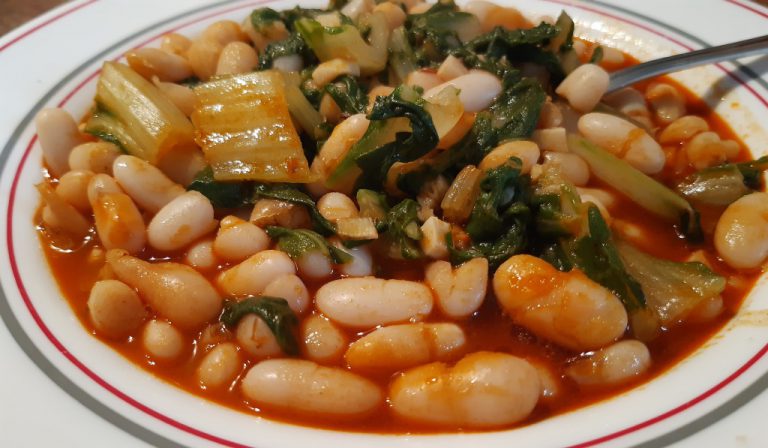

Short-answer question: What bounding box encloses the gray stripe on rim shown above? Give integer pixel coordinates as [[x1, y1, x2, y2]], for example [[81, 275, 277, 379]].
[[0, 1, 240, 447], [0, 1, 766, 447], [577, 3, 768, 447]]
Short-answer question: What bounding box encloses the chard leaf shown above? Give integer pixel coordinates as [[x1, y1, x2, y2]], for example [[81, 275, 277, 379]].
[[251, 7, 282, 31], [356, 189, 389, 231], [258, 33, 314, 70], [589, 46, 604, 64], [188, 166, 252, 209], [324, 75, 369, 115], [448, 220, 527, 268], [676, 164, 751, 206], [220, 297, 299, 355], [406, 0, 480, 64], [354, 86, 439, 188], [382, 198, 423, 259], [266, 226, 351, 263], [466, 158, 524, 241], [253, 183, 336, 235], [733, 155, 768, 189], [617, 240, 725, 326]]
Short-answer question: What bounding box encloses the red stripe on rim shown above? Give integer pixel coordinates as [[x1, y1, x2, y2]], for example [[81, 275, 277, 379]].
[[0, 0, 98, 54], [5, 1, 768, 447], [725, 0, 768, 19]]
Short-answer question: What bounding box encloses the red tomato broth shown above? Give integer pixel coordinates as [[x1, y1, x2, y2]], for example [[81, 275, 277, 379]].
[[35, 58, 763, 432]]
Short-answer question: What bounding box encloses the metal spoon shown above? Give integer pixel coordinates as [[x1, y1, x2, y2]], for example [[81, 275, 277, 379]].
[[607, 34, 768, 93]]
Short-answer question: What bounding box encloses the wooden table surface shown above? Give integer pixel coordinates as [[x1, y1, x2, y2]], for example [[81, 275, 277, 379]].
[[1, 0, 767, 37]]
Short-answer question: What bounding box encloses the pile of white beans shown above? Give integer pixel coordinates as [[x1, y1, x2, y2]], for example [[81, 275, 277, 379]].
[[33, 0, 768, 430]]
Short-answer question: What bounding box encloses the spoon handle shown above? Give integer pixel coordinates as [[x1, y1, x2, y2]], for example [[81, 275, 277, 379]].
[[607, 34, 768, 92]]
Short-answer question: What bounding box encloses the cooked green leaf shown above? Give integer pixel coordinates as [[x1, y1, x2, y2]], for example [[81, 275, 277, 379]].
[[253, 183, 336, 235], [382, 198, 423, 259], [266, 226, 351, 263], [187, 166, 253, 209], [325, 75, 369, 115]]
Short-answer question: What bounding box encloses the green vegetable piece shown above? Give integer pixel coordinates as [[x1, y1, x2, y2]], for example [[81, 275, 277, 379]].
[[356, 189, 389, 230], [220, 296, 300, 355], [253, 183, 336, 235], [676, 164, 751, 206], [187, 166, 252, 209], [448, 220, 527, 268], [324, 75, 369, 115], [466, 157, 524, 241], [258, 33, 312, 70], [266, 226, 351, 264], [733, 155, 768, 189], [387, 26, 419, 85], [617, 240, 726, 328], [589, 46, 604, 64], [382, 199, 423, 259], [250, 7, 282, 31], [549, 11, 575, 53], [568, 136, 702, 242]]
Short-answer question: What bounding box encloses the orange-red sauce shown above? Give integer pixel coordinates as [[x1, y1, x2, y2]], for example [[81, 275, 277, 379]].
[[37, 70, 761, 432]]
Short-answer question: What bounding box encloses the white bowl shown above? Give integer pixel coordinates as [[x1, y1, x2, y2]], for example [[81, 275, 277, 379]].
[[1, 1, 767, 447]]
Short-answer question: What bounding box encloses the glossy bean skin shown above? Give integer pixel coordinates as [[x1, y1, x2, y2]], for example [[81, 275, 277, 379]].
[[184, 237, 218, 271], [142, 319, 185, 361], [555, 64, 609, 113], [241, 359, 383, 420], [89, 188, 147, 255], [578, 112, 665, 174], [213, 216, 270, 263], [196, 342, 242, 389], [217, 250, 296, 297], [309, 114, 370, 194], [543, 152, 590, 186], [317, 192, 359, 222], [424, 70, 502, 112], [345, 323, 466, 372], [125, 48, 193, 82], [236, 314, 282, 358], [262, 274, 310, 314], [714, 192, 768, 269], [565, 340, 651, 386], [68, 142, 121, 174], [56, 170, 94, 213], [302, 315, 348, 364], [316, 277, 434, 328], [216, 41, 259, 75], [87, 280, 147, 339], [493, 255, 628, 351], [389, 351, 540, 428], [113, 155, 185, 213], [147, 191, 216, 252], [108, 250, 223, 329], [35, 108, 85, 177], [425, 258, 488, 319]]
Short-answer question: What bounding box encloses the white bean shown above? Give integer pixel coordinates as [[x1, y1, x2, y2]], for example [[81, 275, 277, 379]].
[[250, 198, 311, 229], [555, 64, 609, 113], [217, 250, 296, 297], [160, 33, 192, 56], [437, 55, 469, 81], [658, 115, 709, 144], [479, 140, 540, 174], [142, 319, 185, 361], [156, 147, 207, 187], [213, 216, 270, 263], [683, 131, 732, 170], [424, 70, 502, 112], [184, 237, 218, 271], [537, 101, 563, 129], [56, 170, 94, 213], [262, 274, 310, 314], [316, 277, 433, 328], [645, 82, 686, 124], [373, 2, 407, 30], [202, 20, 248, 46], [578, 112, 665, 174], [389, 351, 540, 427], [113, 155, 185, 213], [714, 192, 768, 269], [196, 342, 242, 389], [68, 142, 121, 174], [35, 108, 85, 177], [532, 127, 568, 153], [296, 251, 334, 280], [147, 191, 216, 252], [87, 280, 147, 339], [152, 79, 196, 117], [108, 250, 223, 329], [318, 192, 358, 222], [312, 59, 361, 87], [302, 315, 348, 364], [543, 152, 590, 186], [494, 255, 628, 351], [38, 182, 90, 239], [187, 38, 224, 81], [241, 359, 383, 419], [236, 314, 282, 358], [86, 173, 123, 204], [216, 41, 259, 75], [406, 70, 443, 91], [310, 114, 370, 194], [272, 54, 304, 73], [426, 258, 488, 319], [345, 323, 465, 371], [329, 238, 373, 277], [125, 48, 193, 82], [566, 340, 651, 386], [341, 0, 375, 21], [89, 188, 146, 255]]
